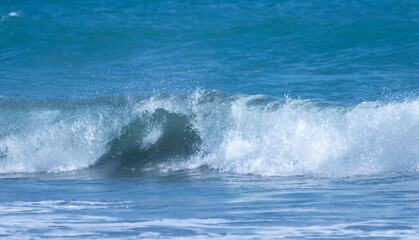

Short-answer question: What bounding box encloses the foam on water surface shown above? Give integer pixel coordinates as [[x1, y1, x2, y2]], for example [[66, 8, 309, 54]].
[[0, 199, 418, 240], [0, 91, 417, 177]]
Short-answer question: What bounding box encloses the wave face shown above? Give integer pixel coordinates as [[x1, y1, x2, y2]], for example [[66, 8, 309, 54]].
[[0, 91, 418, 177]]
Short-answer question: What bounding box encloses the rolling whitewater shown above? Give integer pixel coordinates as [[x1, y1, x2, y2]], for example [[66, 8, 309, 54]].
[[0, 0, 418, 239]]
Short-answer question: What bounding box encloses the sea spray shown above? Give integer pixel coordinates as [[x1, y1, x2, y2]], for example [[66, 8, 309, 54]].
[[0, 91, 418, 177]]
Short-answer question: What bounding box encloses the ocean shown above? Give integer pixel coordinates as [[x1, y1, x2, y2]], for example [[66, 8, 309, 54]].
[[0, 0, 418, 239]]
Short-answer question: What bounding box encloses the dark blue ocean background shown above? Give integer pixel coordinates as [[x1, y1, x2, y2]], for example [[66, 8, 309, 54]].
[[0, 0, 418, 239]]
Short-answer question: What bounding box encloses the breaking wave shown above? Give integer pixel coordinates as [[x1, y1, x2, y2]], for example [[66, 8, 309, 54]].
[[0, 91, 418, 177]]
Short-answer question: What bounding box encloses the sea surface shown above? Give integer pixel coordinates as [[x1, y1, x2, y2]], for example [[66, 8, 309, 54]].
[[0, 0, 418, 239]]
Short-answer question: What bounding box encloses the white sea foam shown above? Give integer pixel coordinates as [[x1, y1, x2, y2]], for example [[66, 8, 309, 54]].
[[155, 93, 419, 177], [1, 11, 20, 21], [0, 105, 135, 174], [0, 200, 125, 214], [0, 92, 418, 177], [0, 202, 417, 240], [8, 11, 19, 17]]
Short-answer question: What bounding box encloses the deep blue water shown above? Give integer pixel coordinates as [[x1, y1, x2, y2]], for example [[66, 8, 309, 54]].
[[0, 0, 418, 239]]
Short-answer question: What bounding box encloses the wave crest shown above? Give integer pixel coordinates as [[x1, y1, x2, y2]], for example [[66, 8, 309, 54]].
[[0, 91, 418, 177]]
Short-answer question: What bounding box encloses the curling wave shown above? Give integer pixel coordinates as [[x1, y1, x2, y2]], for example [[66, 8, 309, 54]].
[[0, 91, 418, 177]]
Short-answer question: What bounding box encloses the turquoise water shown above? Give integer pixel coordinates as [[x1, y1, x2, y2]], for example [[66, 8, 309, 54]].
[[0, 0, 418, 239]]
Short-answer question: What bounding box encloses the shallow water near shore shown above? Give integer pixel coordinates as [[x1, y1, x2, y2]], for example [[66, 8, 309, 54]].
[[1, 171, 419, 239]]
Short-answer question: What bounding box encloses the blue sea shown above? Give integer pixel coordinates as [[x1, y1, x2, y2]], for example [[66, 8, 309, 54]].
[[1, 0, 418, 239]]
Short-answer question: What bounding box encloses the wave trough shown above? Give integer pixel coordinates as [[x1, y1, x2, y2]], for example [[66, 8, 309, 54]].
[[0, 91, 418, 177]]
